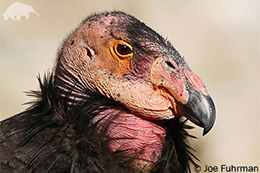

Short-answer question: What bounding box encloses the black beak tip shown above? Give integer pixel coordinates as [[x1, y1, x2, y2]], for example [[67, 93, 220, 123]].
[[203, 126, 212, 136], [183, 90, 216, 136], [202, 95, 216, 136]]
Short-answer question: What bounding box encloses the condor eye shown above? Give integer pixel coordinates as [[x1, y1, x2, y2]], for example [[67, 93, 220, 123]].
[[112, 41, 133, 59], [116, 44, 132, 56]]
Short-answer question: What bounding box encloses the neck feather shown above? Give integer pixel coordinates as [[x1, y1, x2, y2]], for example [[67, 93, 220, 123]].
[[54, 59, 99, 106]]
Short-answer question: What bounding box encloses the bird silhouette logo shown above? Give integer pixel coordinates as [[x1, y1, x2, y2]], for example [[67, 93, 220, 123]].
[[2, 2, 39, 21]]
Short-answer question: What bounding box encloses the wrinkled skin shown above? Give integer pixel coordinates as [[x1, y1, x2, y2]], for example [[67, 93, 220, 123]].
[[56, 13, 214, 122]]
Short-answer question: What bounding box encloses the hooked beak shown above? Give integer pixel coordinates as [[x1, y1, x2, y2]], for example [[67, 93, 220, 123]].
[[150, 56, 216, 135], [182, 89, 216, 135]]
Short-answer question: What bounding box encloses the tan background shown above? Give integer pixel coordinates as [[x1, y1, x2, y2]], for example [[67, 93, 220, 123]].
[[1, 0, 259, 170]]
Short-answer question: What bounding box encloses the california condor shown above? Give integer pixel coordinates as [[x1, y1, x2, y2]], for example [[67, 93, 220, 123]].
[[0, 11, 215, 173]]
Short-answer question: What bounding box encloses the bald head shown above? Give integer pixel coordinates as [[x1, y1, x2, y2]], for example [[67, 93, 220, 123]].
[[54, 11, 215, 132]]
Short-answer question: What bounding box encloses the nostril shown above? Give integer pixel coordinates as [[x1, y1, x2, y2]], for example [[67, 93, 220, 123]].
[[165, 61, 176, 70], [87, 49, 92, 58]]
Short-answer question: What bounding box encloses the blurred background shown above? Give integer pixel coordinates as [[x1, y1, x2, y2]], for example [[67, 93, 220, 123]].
[[0, 0, 259, 170]]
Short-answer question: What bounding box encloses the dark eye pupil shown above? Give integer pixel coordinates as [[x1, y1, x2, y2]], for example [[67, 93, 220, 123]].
[[121, 45, 127, 53], [117, 44, 131, 55]]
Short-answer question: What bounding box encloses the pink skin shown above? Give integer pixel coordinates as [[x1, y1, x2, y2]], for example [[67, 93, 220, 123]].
[[182, 70, 208, 96], [92, 106, 166, 169]]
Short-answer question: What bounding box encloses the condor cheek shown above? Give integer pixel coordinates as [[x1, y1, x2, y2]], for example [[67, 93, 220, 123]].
[[119, 82, 177, 120]]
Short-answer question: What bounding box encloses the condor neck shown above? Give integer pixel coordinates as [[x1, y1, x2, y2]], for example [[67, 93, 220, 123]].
[[92, 105, 166, 171], [54, 60, 99, 105], [54, 59, 167, 171]]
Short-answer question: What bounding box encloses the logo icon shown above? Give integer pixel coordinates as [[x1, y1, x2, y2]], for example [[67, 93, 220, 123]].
[[194, 164, 201, 173], [3, 2, 39, 21]]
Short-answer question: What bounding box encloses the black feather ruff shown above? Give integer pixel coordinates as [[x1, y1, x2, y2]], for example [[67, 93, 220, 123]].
[[0, 74, 197, 173]]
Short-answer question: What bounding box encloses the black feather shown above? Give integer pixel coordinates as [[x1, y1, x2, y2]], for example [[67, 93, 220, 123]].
[[0, 73, 197, 173]]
